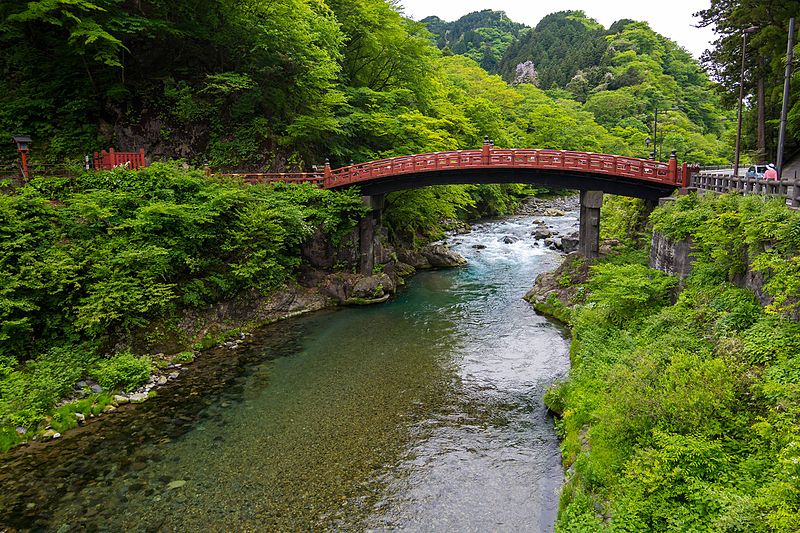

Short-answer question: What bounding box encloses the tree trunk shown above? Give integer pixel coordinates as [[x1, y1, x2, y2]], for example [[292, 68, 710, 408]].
[[757, 58, 767, 163]]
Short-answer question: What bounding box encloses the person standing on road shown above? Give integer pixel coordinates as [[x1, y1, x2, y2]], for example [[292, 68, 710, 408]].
[[764, 164, 779, 180]]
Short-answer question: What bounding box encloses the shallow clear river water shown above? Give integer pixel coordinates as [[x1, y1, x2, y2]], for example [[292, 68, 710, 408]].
[[0, 212, 575, 532]]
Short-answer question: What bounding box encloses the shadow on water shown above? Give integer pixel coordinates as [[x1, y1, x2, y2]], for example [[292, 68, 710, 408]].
[[0, 212, 573, 532]]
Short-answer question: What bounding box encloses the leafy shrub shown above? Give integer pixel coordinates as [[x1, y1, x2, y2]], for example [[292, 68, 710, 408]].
[[0, 346, 94, 429], [586, 263, 676, 325], [91, 353, 151, 392]]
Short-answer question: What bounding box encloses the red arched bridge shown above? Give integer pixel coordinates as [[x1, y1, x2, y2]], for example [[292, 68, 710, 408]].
[[220, 139, 695, 201], [218, 140, 696, 264]]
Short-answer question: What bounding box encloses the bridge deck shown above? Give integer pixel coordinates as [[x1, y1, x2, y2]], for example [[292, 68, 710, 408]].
[[219, 142, 693, 197]]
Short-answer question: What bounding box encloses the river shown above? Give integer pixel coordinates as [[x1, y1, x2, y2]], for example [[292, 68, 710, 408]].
[[0, 211, 575, 532]]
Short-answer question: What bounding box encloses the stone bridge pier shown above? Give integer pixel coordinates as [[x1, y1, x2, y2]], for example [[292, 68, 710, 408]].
[[578, 190, 603, 258], [359, 194, 385, 274]]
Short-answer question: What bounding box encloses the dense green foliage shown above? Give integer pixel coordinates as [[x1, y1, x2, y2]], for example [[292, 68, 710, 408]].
[[0, 163, 367, 447], [421, 10, 527, 73], [697, 1, 800, 162], [427, 10, 732, 164], [548, 195, 800, 531]]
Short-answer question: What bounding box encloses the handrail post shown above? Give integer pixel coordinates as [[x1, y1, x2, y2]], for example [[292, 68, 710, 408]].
[[324, 158, 331, 183], [668, 150, 678, 184], [482, 136, 490, 165]]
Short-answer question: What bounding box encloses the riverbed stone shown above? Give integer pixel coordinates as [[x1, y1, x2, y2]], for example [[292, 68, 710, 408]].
[[157, 376, 168, 386], [167, 480, 187, 490], [533, 228, 552, 239], [543, 208, 566, 216], [350, 273, 394, 300], [113, 395, 129, 405], [562, 233, 580, 253], [501, 236, 519, 244], [90, 384, 103, 394], [75, 413, 86, 424], [544, 237, 563, 250], [128, 393, 148, 403], [397, 249, 431, 269], [420, 245, 466, 267]]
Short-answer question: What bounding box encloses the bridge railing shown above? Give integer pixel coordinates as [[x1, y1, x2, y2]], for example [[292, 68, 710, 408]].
[[325, 147, 679, 189], [692, 171, 800, 207], [215, 172, 325, 186]]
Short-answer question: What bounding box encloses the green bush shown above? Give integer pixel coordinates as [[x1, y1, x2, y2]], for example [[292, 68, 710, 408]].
[[91, 353, 151, 392], [553, 195, 800, 530], [586, 263, 676, 326]]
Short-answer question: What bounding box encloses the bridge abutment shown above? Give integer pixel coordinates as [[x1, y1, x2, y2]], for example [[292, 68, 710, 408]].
[[578, 190, 603, 258], [359, 194, 385, 274]]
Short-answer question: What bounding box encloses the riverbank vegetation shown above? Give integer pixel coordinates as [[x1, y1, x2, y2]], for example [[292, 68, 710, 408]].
[[545, 193, 800, 531], [0, 163, 368, 450]]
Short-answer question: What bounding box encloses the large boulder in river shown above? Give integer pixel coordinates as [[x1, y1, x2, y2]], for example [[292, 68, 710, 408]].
[[345, 273, 394, 304], [397, 249, 432, 269], [421, 245, 467, 267]]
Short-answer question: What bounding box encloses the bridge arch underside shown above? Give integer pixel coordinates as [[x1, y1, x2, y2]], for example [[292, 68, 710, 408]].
[[330, 168, 677, 200]]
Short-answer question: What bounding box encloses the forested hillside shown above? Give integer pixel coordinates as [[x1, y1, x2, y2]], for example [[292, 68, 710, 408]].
[[420, 10, 527, 73], [424, 10, 732, 164], [1, 2, 733, 171]]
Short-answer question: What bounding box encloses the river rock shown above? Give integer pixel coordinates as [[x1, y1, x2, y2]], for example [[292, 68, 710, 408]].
[[420, 245, 466, 267], [397, 249, 431, 269], [167, 480, 187, 490], [544, 237, 563, 250], [157, 376, 168, 386], [472, 244, 487, 249], [75, 413, 86, 424], [543, 208, 566, 217], [562, 233, 580, 253], [501, 235, 519, 244], [350, 273, 394, 300], [15, 426, 26, 435], [90, 384, 103, 394], [128, 393, 148, 403], [533, 228, 552, 240]]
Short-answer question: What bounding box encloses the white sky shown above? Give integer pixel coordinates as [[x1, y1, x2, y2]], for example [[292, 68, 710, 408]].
[[398, 0, 717, 59]]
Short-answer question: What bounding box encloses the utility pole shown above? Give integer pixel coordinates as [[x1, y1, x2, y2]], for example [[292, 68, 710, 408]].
[[777, 17, 795, 179]]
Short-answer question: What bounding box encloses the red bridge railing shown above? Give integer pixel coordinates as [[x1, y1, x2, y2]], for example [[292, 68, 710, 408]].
[[219, 142, 693, 190]]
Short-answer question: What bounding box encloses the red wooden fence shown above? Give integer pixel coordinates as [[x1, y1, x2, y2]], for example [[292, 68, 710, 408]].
[[93, 148, 147, 170]]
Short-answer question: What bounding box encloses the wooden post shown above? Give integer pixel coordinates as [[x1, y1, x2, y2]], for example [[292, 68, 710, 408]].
[[668, 150, 678, 185], [482, 136, 490, 165]]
